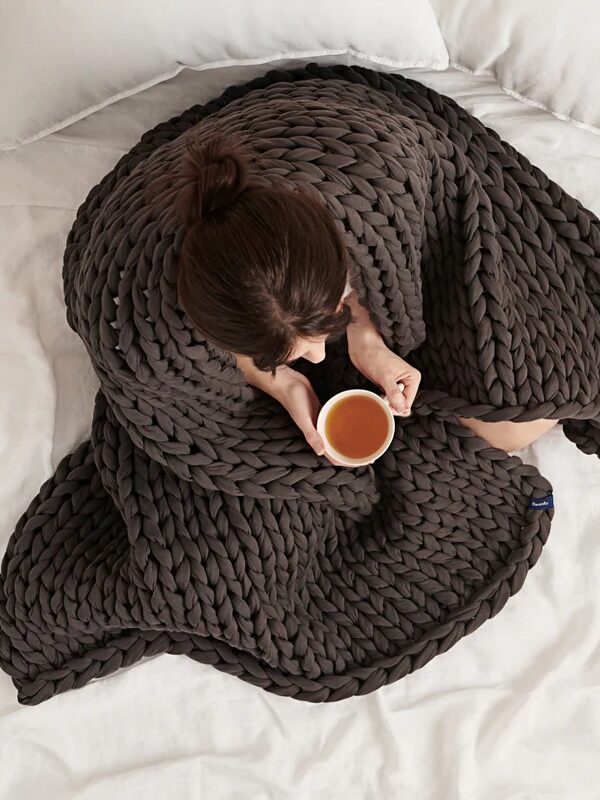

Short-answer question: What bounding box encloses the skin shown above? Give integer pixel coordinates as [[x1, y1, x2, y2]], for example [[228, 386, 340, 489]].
[[236, 290, 558, 460]]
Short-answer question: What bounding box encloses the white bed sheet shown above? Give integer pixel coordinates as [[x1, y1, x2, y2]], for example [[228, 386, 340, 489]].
[[1, 64, 600, 800]]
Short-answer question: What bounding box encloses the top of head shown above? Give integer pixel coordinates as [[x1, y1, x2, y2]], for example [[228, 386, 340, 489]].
[[153, 130, 351, 373]]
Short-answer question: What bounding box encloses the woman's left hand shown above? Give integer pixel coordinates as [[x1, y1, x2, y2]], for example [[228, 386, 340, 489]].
[[349, 340, 421, 416]]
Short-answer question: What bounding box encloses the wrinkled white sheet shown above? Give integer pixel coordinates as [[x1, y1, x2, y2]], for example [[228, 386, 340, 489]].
[[1, 64, 600, 800]]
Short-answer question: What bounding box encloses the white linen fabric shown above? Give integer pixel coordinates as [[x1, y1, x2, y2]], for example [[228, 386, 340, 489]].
[[1, 63, 600, 799], [0, 0, 448, 150], [431, 0, 600, 132]]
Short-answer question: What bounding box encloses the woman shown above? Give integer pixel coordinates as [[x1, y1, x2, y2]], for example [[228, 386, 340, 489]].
[[175, 135, 557, 458]]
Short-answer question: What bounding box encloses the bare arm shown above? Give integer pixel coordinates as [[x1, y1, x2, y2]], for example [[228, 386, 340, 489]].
[[344, 290, 421, 414]]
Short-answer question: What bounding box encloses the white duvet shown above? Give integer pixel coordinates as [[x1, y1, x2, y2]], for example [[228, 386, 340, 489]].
[[1, 64, 600, 800]]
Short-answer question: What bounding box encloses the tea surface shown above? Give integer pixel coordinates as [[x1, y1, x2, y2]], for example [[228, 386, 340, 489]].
[[325, 395, 390, 460]]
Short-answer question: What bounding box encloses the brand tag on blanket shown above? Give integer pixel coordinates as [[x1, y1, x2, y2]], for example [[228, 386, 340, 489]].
[[528, 494, 554, 510]]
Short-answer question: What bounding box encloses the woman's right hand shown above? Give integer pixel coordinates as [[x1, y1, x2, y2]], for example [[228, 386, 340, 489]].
[[235, 355, 326, 456], [269, 367, 328, 456]]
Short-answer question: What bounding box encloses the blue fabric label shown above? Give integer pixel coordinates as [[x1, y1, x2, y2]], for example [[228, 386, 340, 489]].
[[528, 495, 554, 510]]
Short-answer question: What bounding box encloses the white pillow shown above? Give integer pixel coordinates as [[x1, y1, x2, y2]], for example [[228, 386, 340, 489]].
[[0, 0, 448, 151], [431, 0, 600, 132]]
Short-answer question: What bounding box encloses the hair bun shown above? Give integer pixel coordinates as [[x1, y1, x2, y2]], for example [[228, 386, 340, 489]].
[[174, 133, 251, 226]]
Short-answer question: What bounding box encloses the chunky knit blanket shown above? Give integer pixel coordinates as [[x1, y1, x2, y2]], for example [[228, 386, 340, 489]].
[[2, 64, 600, 706]]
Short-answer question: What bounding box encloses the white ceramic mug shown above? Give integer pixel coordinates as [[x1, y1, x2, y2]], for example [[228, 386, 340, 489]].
[[316, 388, 396, 467]]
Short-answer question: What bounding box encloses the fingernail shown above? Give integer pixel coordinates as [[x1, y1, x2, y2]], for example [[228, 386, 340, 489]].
[[400, 408, 411, 416]]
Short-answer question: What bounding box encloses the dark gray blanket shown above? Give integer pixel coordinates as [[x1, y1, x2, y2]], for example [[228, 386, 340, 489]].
[[2, 63, 599, 705]]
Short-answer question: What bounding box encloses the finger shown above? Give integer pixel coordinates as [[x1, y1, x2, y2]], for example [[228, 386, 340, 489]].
[[402, 373, 420, 409], [306, 430, 326, 456], [382, 376, 407, 414], [299, 415, 340, 462], [292, 408, 326, 456]]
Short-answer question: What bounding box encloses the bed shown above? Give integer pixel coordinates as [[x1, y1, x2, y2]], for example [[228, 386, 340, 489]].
[[2, 15, 600, 800]]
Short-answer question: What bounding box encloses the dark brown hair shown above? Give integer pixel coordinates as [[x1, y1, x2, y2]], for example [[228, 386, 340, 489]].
[[169, 132, 351, 371]]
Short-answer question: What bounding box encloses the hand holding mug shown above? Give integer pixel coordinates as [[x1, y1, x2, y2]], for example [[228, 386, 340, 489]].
[[349, 339, 421, 416]]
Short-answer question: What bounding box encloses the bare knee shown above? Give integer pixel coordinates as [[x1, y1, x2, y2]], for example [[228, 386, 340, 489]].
[[458, 418, 558, 452]]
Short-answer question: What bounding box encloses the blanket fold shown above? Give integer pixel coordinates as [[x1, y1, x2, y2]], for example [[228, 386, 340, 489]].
[[2, 63, 598, 705]]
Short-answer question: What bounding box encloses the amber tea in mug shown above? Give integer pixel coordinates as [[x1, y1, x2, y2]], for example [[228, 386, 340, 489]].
[[325, 394, 390, 459], [317, 389, 396, 466]]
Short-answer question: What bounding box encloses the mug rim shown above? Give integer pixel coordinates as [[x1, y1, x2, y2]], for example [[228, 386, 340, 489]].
[[316, 389, 395, 467]]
